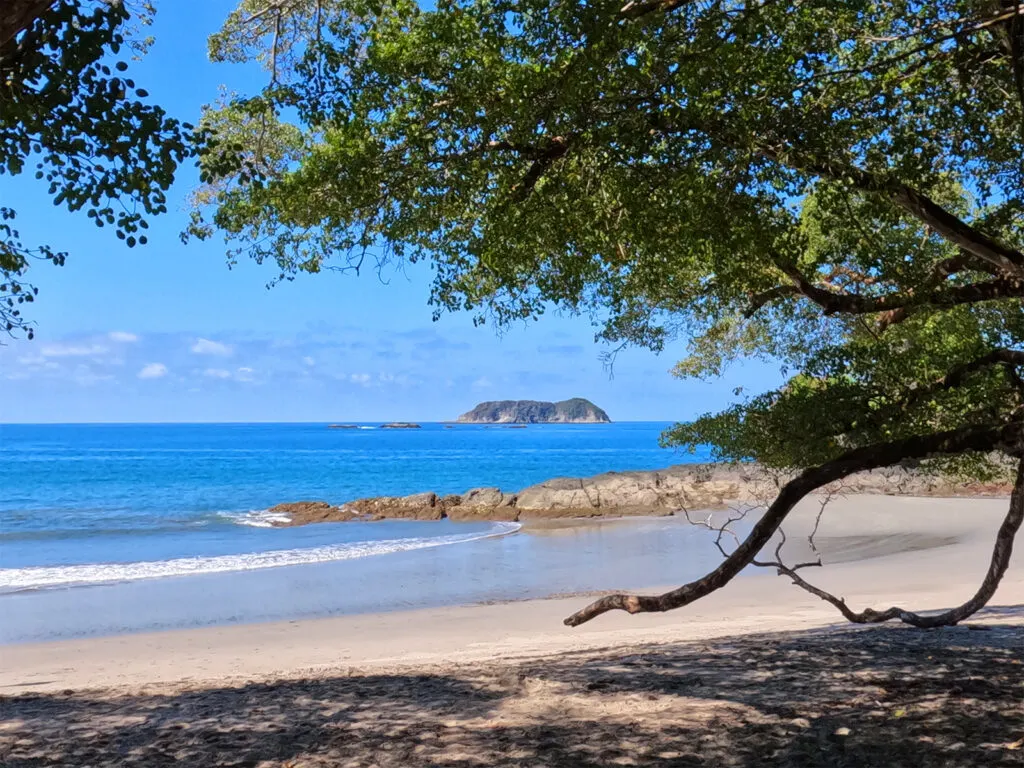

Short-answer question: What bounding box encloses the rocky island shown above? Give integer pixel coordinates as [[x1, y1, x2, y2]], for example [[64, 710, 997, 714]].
[[456, 397, 610, 424]]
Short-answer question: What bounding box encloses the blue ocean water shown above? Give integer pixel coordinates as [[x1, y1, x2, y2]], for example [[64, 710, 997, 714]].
[[0, 422, 701, 598]]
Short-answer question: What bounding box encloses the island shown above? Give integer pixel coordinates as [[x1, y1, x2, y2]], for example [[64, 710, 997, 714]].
[[456, 397, 611, 424], [380, 422, 422, 429]]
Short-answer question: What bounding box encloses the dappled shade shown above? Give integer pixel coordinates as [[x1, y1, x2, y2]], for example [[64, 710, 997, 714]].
[[3, 612, 1021, 767]]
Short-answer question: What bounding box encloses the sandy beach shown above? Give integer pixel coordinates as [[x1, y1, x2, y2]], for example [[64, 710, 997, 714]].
[[2, 494, 1022, 766]]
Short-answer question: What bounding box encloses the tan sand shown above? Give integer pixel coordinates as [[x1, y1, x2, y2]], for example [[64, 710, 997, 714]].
[[1, 495, 1020, 694], [2, 495, 1022, 767]]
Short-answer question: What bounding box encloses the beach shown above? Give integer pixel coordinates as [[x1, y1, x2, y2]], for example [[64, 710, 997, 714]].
[[2, 494, 1022, 766]]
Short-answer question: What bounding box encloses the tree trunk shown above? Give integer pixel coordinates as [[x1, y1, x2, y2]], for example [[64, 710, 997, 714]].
[[0, 0, 55, 51]]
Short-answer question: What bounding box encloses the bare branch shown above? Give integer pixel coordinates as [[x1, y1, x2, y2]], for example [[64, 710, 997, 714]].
[[763, 456, 1023, 627], [807, 488, 840, 555]]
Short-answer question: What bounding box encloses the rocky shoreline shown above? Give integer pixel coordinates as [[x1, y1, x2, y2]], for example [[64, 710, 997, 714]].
[[267, 463, 1012, 527]]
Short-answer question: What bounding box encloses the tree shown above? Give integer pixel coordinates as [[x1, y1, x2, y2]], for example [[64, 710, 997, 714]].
[[194, 0, 1024, 627], [1, 0, 193, 338]]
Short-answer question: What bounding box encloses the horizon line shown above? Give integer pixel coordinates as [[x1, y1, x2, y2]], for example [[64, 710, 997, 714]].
[[0, 419, 678, 426]]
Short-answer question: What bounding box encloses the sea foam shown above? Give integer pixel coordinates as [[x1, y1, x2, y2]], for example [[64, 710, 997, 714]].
[[0, 522, 520, 592], [218, 509, 294, 528]]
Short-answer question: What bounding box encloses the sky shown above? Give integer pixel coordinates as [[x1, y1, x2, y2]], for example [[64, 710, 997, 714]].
[[0, 1, 780, 424]]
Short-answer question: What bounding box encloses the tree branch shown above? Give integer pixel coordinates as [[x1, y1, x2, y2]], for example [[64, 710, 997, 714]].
[[775, 260, 1024, 318], [510, 136, 571, 201], [0, 0, 54, 51], [762, 149, 1024, 277], [761, 455, 1024, 627], [618, 0, 691, 20], [564, 419, 1022, 626], [650, 116, 1024, 279]]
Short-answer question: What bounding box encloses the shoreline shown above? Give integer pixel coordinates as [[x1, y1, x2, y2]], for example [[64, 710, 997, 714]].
[[2, 494, 1020, 693]]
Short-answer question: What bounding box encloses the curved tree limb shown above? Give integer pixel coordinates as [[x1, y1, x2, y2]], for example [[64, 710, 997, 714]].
[[563, 420, 1022, 626], [648, 117, 1024, 280], [761, 455, 1024, 626], [757, 260, 1022, 320]]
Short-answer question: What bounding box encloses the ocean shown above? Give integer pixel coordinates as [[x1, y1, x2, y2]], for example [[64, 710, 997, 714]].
[[0, 422, 725, 642]]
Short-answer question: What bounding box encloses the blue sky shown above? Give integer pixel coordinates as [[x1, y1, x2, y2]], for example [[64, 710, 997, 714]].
[[0, 1, 779, 423]]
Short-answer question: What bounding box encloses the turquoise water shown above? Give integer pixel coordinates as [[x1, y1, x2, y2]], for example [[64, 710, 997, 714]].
[[0, 422, 718, 641]]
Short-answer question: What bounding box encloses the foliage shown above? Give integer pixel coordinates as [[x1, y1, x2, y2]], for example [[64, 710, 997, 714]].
[[195, 0, 1024, 476], [0, 0, 193, 338]]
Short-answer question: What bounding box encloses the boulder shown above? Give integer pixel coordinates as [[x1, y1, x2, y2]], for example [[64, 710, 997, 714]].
[[344, 491, 443, 520], [447, 488, 519, 521], [267, 501, 359, 526], [460, 487, 506, 507]]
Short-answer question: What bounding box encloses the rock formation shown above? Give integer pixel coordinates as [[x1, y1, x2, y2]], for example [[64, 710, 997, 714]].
[[456, 397, 611, 424], [268, 463, 1012, 526]]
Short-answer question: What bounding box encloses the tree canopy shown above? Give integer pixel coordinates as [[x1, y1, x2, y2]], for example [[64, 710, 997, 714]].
[[196, 0, 1024, 625], [0, 0, 193, 337]]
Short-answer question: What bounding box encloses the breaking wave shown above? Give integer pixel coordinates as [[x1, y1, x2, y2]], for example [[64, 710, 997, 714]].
[[0, 522, 521, 592]]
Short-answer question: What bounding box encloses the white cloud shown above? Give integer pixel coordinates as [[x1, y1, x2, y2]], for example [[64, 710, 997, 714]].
[[303, 356, 315, 366], [350, 373, 372, 385], [191, 338, 233, 356], [472, 376, 493, 389], [108, 331, 139, 343], [138, 363, 168, 379], [204, 368, 232, 379], [40, 343, 108, 358], [236, 366, 255, 382]]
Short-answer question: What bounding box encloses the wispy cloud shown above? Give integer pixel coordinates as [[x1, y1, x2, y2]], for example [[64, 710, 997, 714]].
[[108, 331, 139, 343], [39, 342, 108, 358], [191, 338, 233, 356], [137, 363, 168, 379], [204, 368, 232, 379], [350, 373, 372, 385]]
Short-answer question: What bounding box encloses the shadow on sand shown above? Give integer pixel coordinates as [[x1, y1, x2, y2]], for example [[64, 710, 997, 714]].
[[2, 605, 1021, 767]]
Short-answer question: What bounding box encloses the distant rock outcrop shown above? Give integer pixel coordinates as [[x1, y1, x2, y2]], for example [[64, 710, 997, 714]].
[[267, 463, 1012, 526], [456, 398, 611, 424], [380, 422, 422, 429]]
